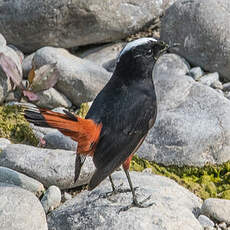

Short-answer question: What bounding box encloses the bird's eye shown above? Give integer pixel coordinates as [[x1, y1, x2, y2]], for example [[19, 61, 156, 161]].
[[146, 49, 153, 56]]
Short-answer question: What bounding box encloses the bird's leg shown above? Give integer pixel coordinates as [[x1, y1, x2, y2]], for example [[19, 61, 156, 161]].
[[118, 166, 153, 212], [100, 175, 129, 198]]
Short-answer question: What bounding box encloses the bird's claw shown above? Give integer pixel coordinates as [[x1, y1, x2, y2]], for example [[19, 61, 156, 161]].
[[118, 195, 153, 213], [99, 184, 138, 199]]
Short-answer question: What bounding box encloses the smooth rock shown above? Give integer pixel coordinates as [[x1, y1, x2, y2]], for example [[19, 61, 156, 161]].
[[47, 171, 202, 230], [62, 192, 72, 202], [33, 46, 110, 105], [0, 138, 11, 150], [198, 215, 215, 228], [41, 185, 61, 213], [161, 0, 230, 80], [34, 87, 72, 109], [0, 166, 44, 197], [201, 198, 230, 225], [81, 42, 124, 71], [218, 222, 227, 229], [137, 54, 230, 166], [0, 183, 48, 230], [44, 131, 77, 151], [0, 0, 176, 52], [223, 83, 230, 92], [0, 144, 95, 189], [188, 67, 204, 81], [199, 72, 219, 87], [211, 80, 223, 90]]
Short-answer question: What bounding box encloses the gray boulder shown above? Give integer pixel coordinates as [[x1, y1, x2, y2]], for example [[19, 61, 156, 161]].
[[201, 198, 230, 225], [80, 42, 124, 72], [33, 47, 111, 105], [44, 131, 77, 151], [161, 0, 230, 80], [34, 87, 72, 109], [0, 0, 176, 53], [47, 171, 202, 230], [137, 54, 230, 166], [0, 183, 48, 230], [0, 144, 95, 189], [0, 166, 44, 197]]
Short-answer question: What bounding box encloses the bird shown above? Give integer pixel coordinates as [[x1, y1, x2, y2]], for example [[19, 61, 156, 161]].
[[24, 37, 169, 211]]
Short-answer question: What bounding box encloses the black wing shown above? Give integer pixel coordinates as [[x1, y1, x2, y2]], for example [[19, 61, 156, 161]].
[[86, 77, 157, 190]]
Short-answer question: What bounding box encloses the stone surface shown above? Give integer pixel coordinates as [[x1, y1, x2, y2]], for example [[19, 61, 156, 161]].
[[137, 54, 230, 166], [211, 80, 223, 90], [223, 83, 230, 92], [44, 131, 77, 151], [41, 185, 61, 213], [34, 87, 72, 109], [201, 198, 230, 225], [33, 46, 111, 105], [188, 67, 204, 81], [0, 144, 95, 189], [199, 72, 219, 87], [0, 166, 44, 197], [0, 0, 176, 53], [0, 138, 11, 150], [198, 215, 215, 228], [161, 0, 230, 80], [47, 171, 202, 230], [80, 42, 124, 72], [0, 183, 48, 230]]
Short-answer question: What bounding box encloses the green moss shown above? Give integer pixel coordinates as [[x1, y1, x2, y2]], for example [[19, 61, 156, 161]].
[[0, 105, 38, 145], [130, 155, 230, 200], [76, 103, 90, 118]]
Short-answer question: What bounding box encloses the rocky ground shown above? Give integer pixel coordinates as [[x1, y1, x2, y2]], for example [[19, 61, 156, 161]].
[[1, 0, 230, 229]]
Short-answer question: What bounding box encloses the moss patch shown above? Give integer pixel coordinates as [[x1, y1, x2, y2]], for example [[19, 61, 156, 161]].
[[130, 155, 230, 200], [0, 105, 38, 145], [76, 102, 90, 118]]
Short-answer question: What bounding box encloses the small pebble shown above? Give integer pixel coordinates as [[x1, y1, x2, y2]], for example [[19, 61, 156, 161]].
[[211, 80, 223, 90], [199, 72, 219, 86], [41, 185, 61, 213], [225, 91, 230, 100], [189, 67, 204, 80], [63, 192, 72, 201], [222, 82, 230, 92], [218, 222, 227, 229], [198, 215, 215, 228]]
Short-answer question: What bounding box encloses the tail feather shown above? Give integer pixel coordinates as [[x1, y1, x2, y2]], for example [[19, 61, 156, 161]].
[[23, 106, 102, 155]]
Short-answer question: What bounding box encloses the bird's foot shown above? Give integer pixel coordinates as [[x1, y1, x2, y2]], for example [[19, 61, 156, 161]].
[[118, 195, 153, 213], [99, 185, 138, 199]]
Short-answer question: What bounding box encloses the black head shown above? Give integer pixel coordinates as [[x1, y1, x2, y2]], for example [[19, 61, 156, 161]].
[[115, 38, 169, 80]]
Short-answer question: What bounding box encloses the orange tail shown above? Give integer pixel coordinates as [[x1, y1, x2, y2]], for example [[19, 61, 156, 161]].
[[24, 107, 102, 155]]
